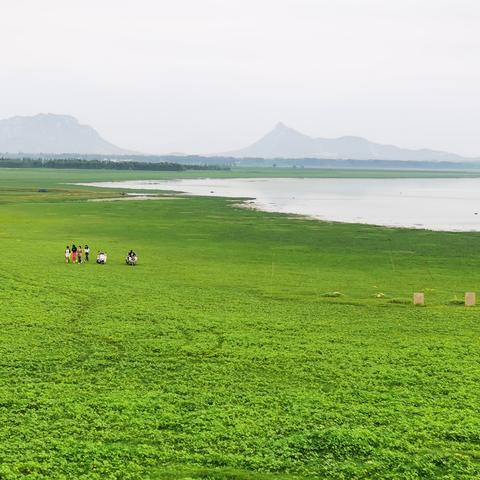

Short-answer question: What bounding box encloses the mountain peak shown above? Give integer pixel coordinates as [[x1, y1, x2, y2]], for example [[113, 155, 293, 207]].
[[274, 121, 288, 130], [0, 113, 133, 155], [266, 122, 310, 141], [39, 113, 79, 123], [225, 124, 472, 162], [9, 113, 78, 124], [272, 122, 304, 135]]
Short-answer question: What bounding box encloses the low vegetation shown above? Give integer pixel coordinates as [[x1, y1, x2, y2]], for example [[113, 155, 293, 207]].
[[0, 157, 228, 171], [1, 168, 479, 479]]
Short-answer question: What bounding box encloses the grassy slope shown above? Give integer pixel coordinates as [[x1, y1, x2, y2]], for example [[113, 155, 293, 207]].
[[0, 169, 479, 479]]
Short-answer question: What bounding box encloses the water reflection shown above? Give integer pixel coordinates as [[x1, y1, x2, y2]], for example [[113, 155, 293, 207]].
[[79, 178, 480, 232]]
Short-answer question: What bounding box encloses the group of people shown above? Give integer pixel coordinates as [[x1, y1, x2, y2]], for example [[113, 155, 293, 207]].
[[64, 245, 136, 265], [65, 244, 89, 264]]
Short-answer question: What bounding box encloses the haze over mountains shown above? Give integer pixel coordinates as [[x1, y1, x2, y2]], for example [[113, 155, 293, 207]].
[[225, 123, 476, 162], [0, 114, 477, 163], [0, 114, 131, 155]]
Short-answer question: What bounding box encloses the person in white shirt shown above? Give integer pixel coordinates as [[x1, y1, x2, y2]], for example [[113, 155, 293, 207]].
[[65, 246, 71, 264], [96, 251, 107, 264]]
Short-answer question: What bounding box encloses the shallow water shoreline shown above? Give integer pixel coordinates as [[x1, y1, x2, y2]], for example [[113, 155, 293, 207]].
[[75, 178, 480, 232]]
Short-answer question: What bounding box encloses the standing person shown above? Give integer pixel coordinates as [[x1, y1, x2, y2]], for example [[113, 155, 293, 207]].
[[65, 245, 71, 264], [71, 244, 77, 264], [77, 245, 83, 264], [84, 244, 90, 262]]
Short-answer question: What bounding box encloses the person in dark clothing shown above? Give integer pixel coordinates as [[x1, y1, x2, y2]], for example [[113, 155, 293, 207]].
[[126, 250, 137, 265]]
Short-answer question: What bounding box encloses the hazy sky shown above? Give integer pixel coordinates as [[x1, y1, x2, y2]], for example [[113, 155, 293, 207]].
[[2, 0, 480, 156]]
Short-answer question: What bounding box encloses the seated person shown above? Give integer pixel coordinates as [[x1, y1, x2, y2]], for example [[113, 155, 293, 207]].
[[126, 250, 137, 264], [96, 251, 107, 264]]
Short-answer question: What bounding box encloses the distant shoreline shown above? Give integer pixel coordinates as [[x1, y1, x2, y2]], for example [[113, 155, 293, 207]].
[[75, 177, 480, 233]]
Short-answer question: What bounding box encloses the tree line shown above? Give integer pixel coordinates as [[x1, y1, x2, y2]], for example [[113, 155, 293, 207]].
[[0, 157, 229, 171]]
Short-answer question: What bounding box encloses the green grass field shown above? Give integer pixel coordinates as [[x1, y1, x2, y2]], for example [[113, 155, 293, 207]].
[[1, 168, 480, 479]]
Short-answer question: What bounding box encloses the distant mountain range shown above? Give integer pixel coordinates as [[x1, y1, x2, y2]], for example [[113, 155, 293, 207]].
[[0, 113, 132, 155], [1, 114, 477, 163], [225, 122, 477, 162]]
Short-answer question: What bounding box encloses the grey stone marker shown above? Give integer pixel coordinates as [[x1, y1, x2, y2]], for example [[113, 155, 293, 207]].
[[465, 292, 476, 307], [413, 292, 425, 306]]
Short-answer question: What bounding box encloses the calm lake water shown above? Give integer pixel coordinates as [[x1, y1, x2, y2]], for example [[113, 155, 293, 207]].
[[81, 178, 480, 231]]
